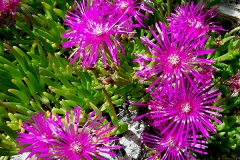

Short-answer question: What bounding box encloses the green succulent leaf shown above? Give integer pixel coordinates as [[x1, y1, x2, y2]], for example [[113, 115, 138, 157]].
[[0, 122, 17, 139], [115, 122, 128, 135], [0, 40, 4, 55], [0, 149, 19, 156]]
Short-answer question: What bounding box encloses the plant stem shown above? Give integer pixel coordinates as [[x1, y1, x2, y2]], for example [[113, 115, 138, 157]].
[[91, 69, 119, 126], [229, 26, 240, 35], [216, 91, 233, 106], [102, 88, 118, 120], [167, 0, 171, 16]]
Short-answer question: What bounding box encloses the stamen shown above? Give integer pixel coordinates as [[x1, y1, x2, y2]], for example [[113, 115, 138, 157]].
[[167, 54, 180, 66], [70, 141, 83, 154], [120, 1, 129, 10], [167, 137, 175, 148], [195, 21, 202, 28], [181, 103, 191, 113], [188, 19, 202, 29], [93, 26, 104, 36]]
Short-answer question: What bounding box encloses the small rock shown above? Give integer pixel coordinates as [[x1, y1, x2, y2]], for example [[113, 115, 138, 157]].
[[10, 152, 30, 160], [117, 103, 147, 159], [216, 2, 240, 29]]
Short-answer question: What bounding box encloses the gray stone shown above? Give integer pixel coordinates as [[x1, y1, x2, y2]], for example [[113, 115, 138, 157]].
[[216, 2, 240, 28], [118, 104, 146, 160], [10, 152, 30, 160]]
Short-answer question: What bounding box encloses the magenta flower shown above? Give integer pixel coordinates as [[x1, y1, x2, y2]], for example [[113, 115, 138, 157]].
[[49, 107, 121, 159], [17, 107, 121, 159], [141, 130, 208, 160], [62, 0, 132, 68], [0, 0, 31, 26], [16, 113, 55, 159], [114, 0, 152, 29], [133, 22, 215, 96], [196, 66, 215, 84], [168, 2, 223, 36], [0, 0, 19, 25], [128, 99, 165, 125], [225, 71, 240, 96], [150, 81, 222, 142]]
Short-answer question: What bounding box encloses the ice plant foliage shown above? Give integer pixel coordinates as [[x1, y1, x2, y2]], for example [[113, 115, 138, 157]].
[[17, 107, 121, 159], [134, 21, 215, 97], [62, 0, 134, 68], [168, 2, 223, 36], [114, 0, 153, 29]]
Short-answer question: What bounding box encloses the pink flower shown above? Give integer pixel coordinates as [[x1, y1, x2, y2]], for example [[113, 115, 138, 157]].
[[150, 81, 222, 142], [49, 107, 121, 159], [0, 0, 19, 25], [225, 71, 240, 96], [0, 0, 31, 26], [16, 113, 55, 159], [133, 22, 214, 97], [168, 2, 223, 36], [128, 99, 165, 126], [141, 129, 208, 160], [17, 107, 121, 159], [197, 65, 215, 84], [114, 0, 152, 29], [62, 0, 133, 68]]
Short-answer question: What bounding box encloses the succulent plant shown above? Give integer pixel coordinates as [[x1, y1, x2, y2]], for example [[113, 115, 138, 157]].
[[0, 0, 240, 159]]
